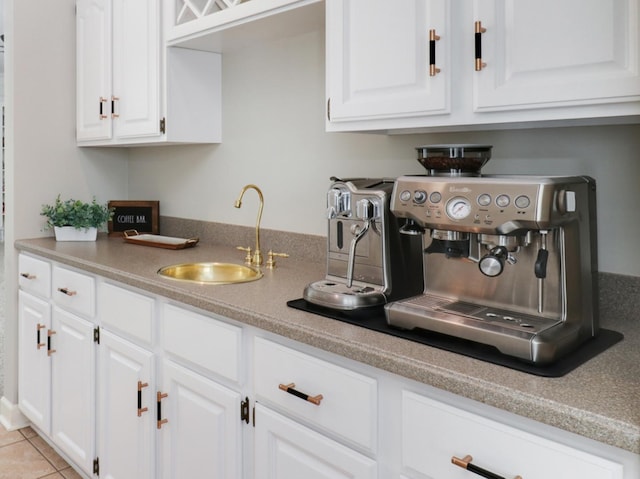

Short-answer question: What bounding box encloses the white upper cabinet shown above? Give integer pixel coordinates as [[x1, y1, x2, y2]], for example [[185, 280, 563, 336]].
[[110, 0, 160, 139], [76, 0, 112, 141], [474, 0, 640, 113], [326, 0, 640, 132], [76, 0, 221, 146], [327, 0, 449, 123], [77, 0, 159, 142]]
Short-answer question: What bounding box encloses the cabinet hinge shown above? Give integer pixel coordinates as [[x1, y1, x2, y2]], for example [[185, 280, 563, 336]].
[[241, 397, 250, 424], [93, 327, 100, 344], [93, 457, 99, 475], [160, 117, 166, 134]]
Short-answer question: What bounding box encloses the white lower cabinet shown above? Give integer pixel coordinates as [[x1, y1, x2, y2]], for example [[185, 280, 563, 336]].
[[50, 307, 96, 475], [401, 390, 627, 479], [253, 336, 378, 478], [254, 403, 377, 479], [159, 359, 242, 479], [17, 253, 640, 479], [18, 291, 51, 435], [18, 258, 98, 478], [253, 336, 377, 453], [97, 329, 154, 479]]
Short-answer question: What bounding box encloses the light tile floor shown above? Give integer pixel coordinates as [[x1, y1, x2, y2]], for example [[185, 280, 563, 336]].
[[0, 423, 82, 479]]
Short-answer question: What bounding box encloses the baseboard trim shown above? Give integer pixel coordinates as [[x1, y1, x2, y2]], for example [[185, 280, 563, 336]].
[[0, 396, 29, 431]]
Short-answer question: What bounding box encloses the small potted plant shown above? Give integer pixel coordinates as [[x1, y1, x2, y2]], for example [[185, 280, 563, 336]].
[[41, 195, 114, 241]]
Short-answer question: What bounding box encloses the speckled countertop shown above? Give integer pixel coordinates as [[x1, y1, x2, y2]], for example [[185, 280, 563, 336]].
[[15, 234, 640, 455]]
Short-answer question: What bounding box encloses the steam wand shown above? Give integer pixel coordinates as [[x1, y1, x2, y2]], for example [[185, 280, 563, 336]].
[[346, 199, 374, 288]]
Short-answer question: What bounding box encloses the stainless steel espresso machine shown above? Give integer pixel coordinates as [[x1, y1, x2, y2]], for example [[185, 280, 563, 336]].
[[304, 178, 423, 311], [385, 145, 599, 364]]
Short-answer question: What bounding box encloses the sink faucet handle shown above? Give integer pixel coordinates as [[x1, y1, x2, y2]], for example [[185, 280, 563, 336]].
[[236, 246, 253, 265], [266, 250, 289, 270]]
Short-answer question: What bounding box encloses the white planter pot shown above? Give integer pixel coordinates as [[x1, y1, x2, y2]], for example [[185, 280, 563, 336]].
[[54, 226, 98, 242]]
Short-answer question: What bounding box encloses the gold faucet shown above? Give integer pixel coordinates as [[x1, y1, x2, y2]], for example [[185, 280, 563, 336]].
[[234, 184, 264, 266]]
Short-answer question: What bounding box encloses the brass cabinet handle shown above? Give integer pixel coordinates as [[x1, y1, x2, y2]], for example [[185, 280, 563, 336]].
[[429, 29, 441, 76], [452, 455, 522, 479], [36, 323, 46, 350], [20, 272, 36, 280], [99, 96, 108, 119], [137, 381, 149, 417], [57, 287, 77, 296], [157, 391, 168, 429], [47, 330, 57, 356], [278, 383, 323, 406], [111, 95, 120, 118], [474, 21, 487, 70]]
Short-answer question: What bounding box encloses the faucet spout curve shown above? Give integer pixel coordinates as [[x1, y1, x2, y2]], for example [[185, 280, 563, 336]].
[[234, 184, 264, 266]]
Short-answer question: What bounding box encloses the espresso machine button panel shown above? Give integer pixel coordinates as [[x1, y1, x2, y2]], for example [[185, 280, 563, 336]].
[[392, 176, 581, 235]]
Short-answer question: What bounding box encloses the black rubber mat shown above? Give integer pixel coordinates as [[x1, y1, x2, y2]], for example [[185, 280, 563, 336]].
[[287, 298, 623, 377]]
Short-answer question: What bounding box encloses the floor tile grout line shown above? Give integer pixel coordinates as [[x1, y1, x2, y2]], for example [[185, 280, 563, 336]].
[[0, 437, 56, 477], [2, 424, 74, 477], [25, 436, 69, 472], [0, 438, 25, 449]]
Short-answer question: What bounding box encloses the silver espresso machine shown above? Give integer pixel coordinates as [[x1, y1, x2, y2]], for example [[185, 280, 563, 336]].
[[385, 145, 599, 364], [304, 178, 423, 311]]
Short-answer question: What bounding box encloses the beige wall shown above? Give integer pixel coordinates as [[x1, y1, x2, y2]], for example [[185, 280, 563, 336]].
[[129, 28, 640, 277], [1, 0, 128, 407]]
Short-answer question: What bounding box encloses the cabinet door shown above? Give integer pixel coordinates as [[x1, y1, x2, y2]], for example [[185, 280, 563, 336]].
[[402, 391, 624, 479], [98, 330, 154, 479], [327, 0, 449, 124], [159, 360, 242, 479], [473, 0, 640, 112], [50, 307, 96, 475], [18, 291, 51, 435], [76, 0, 112, 141], [254, 404, 377, 479], [111, 0, 160, 139]]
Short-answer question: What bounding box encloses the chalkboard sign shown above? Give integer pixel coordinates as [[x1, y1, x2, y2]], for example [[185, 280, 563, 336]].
[[108, 201, 159, 236]]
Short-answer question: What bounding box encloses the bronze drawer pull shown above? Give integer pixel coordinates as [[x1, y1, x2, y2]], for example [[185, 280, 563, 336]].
[[429, 29, 441, 76], [157, 391, 168, 429], [137, 381, 149, 417], [47, 330, 57, 356], [99, 96, 108, 119], [36, 323, 46, 349], [278, 383, 323, 406], [452, 455, 522, 479], [474, 21, 487, 71], [57, 287, 77, 296], [20, 272, 36, 280]]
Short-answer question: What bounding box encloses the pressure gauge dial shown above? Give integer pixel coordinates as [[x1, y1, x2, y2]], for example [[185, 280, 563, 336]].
[[446, 197, 472, 220]]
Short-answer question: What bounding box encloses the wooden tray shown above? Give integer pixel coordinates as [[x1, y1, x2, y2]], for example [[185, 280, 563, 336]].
[[123, 230, 199, 250]]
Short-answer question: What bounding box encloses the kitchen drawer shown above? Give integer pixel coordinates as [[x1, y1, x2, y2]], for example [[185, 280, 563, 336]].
[[98, 283, 154, 346], [52, 265, 95, 318], [253, 337, 377, 452], [402, 391, 624, 479], [18, 254, 51, 298], [161, 304, 242, 383], [254, 404, 377, 479]]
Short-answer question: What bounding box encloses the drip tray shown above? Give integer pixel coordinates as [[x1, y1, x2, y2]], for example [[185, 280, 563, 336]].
[[286, 298, 623, 377], [400, 295, 560, 334]]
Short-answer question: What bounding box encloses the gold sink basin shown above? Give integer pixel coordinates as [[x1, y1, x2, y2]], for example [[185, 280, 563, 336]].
[[157, 262, 263, 285]]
